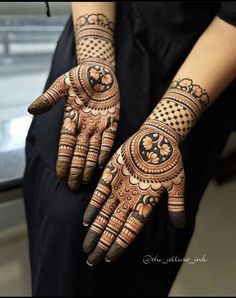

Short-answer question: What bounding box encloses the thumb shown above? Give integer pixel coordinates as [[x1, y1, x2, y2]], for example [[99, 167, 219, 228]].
[[167, 169, 186, 228], [28, 74, 67, 115]]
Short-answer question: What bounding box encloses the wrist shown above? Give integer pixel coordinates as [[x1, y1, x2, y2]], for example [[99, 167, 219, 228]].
[[74, 13, 115, 67], [145, 78, 210, 142], [142, 119, 181, 145]]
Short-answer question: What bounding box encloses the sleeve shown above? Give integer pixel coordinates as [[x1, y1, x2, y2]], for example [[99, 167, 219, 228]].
[[217, 2, 236, 26]]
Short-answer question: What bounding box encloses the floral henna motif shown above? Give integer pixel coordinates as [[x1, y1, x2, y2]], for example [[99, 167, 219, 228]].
[[76, 13, 114, 31], [88, 65, 114, 92], [83, 78, 210, 265], [170, 78, 210, 109]]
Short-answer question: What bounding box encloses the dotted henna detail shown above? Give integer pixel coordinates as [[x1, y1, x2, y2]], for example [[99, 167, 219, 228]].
[[149, 78, 210, 140], [75, 13, 115, 66]]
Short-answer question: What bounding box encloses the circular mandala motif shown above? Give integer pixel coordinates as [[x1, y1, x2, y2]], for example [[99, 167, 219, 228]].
[[87, 65, 114, 93], [121, 128, 181, 182], [74, 60, 119, 107]]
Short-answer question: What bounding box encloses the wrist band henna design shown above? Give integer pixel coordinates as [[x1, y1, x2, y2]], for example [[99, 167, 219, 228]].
[[148, 78, 210, 141], [82, 78, 210, 265], [75, 13, 115, 67]]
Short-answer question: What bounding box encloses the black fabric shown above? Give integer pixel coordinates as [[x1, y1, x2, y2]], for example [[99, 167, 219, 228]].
[[217, 1, 236, 25], [23, 2, 236, 297]]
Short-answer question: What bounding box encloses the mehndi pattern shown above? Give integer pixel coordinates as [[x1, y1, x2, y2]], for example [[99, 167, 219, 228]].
[[28, 14, 119, 190], [82, 78, 210, 265]]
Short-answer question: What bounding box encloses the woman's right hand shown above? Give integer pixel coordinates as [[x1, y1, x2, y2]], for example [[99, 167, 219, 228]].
[[28, 57, 120, 190]]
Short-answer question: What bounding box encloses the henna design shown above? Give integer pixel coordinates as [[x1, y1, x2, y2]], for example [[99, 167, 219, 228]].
[[83, 78, 210, 265], [149, 78, 210, 140], [28, 13, 119, 189], [76, 13, 114, 32], [87, 65, 114, 92], [170, 78, 210, 109], [28, 57, 120, 190], [83, 127, 185, 265], [75, 13, 115, 66]]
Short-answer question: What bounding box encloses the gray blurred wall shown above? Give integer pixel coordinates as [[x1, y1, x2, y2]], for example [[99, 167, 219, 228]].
[[0, 2, 71, 15]]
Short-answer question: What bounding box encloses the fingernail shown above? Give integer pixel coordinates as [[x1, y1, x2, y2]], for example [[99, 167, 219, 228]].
[[86, 260, 94, 267], [105, 258, 111, 263], [83, 221, 89, 227]]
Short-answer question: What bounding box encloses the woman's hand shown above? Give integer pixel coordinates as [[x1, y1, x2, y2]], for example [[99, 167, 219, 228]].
[[82, 120, 185, 265], [28, 57, 120, 190]]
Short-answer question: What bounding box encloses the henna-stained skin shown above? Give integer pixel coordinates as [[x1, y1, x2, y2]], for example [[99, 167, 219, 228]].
[[28, 14, 120, 190], [83, 78, 210, 265]]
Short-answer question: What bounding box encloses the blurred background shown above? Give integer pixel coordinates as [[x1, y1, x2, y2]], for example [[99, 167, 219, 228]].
[[0, 2, 235, 297]]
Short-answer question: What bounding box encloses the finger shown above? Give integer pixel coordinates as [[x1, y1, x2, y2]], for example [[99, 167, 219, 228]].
[[56, 103, 79, 177], [28, 74, 67, 115], [83, 162, 117, 225], [87, 202, 131, 266], [83, 194, 119, 254], [98, 119, 118, 169], [56, 132, 77, 178], [82, 134, 101, 185], [105, 195, 160, 262], [67, 132, 89, 191], [167, 170, 186, 228]]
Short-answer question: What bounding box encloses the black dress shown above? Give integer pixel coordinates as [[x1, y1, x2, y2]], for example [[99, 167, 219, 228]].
[[23, 2, 236, 296]]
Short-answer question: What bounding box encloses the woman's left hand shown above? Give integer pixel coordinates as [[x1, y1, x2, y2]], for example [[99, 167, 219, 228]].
[[82, 122, 186, 265]]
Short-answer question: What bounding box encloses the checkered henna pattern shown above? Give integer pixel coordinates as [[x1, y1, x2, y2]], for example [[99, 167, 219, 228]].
[[149, 78, 210, 140], [75, 13, 115, 66], [27, 14, 120, 190], [83, 78, 210, 265]]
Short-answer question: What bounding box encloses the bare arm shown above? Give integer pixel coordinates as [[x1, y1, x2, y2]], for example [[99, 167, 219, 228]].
[[173, 16, 236, 102], [72, 2, 116, 25]]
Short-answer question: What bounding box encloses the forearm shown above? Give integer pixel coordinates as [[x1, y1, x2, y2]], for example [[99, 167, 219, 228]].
[[71, 2, 116, 66], [146, 16, 236, 142]]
